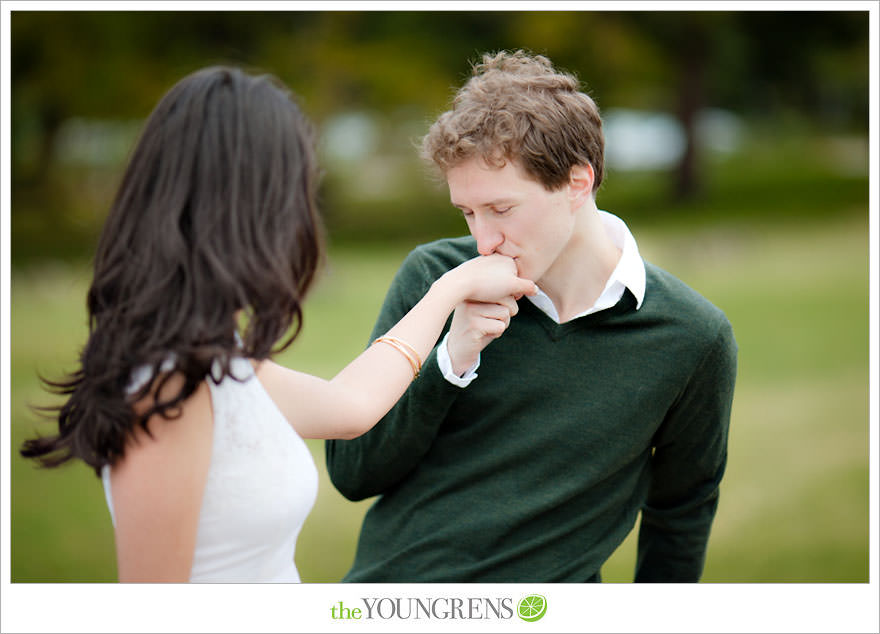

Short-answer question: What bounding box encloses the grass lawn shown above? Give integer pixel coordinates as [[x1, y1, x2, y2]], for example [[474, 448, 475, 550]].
[[9, 210, 869, 583]]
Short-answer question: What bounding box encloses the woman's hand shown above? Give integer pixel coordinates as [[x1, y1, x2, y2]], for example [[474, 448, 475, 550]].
[[443, 253, 537, 304]]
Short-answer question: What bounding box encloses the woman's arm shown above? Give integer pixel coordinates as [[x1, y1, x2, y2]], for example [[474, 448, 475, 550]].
[[108, 376, 213, 582], [325, 243, 467, 500], [258, 254, 535, 440]]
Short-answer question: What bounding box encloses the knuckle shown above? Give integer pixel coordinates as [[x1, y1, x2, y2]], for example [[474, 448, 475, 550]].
[[488, 321, 506, 336]]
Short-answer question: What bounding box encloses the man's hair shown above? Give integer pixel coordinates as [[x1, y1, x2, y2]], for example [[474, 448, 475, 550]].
[[421, 50, 605, 192]]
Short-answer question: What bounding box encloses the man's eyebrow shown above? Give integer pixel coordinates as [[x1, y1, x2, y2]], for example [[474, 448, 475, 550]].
[[451, 197, 517, 209], [484, 198, 517, 207]]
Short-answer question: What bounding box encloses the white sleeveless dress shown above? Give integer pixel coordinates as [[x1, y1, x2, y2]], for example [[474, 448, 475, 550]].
[[102, 357, 319, 582]]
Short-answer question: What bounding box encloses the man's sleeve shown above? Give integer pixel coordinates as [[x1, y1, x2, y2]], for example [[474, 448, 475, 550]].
[[635, 316, 737, 582], [324, 248, 464, 502]]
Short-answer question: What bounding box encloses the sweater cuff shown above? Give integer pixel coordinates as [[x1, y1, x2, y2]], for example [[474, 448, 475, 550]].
[[436, 332, 480, 388]]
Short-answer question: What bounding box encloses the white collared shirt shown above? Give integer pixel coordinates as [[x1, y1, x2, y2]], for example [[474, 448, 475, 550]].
[[437, 210, 647, 387]]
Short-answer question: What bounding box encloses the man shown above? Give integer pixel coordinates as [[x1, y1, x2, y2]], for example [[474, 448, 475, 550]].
[[325, 50, 737, 582]]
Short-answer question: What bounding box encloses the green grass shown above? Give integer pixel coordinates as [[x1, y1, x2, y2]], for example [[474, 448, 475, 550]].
[[9, 212, 869, 583]]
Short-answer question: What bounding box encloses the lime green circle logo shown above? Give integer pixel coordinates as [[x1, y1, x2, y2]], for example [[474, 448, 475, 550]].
[[517, 594, 547, 622]]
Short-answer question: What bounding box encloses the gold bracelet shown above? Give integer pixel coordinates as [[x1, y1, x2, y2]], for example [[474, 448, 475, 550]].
[[373, 335, 422, 380], [374, 336, 421, 379], [383, 336, 421, 369]]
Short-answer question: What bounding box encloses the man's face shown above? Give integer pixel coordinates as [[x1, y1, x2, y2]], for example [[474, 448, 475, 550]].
[[446, 157, 577, 285]]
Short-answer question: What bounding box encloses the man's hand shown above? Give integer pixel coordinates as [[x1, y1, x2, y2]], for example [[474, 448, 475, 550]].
[[446, 295, 519, 376]]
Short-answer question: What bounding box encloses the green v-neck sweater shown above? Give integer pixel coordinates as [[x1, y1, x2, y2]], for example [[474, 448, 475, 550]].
[[326, 236, 737, 582]]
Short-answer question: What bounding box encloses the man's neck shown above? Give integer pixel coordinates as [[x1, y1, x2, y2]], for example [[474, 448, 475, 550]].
[[537, 205, 622, 323]]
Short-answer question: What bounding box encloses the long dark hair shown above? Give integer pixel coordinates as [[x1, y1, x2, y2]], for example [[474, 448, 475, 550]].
[[21, 66, 324, 475]]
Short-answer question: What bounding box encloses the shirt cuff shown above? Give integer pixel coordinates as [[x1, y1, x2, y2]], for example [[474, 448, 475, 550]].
[[436, 332, 480, 388]]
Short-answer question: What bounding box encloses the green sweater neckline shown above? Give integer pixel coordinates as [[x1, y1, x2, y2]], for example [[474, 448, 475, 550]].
[[521, 289, 639, 341]]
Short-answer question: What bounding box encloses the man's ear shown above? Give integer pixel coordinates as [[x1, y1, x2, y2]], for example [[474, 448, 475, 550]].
[[567, 164, 595, 207]]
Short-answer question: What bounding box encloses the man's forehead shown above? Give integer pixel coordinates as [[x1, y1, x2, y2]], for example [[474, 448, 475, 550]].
[[447, 159, 539, 204]]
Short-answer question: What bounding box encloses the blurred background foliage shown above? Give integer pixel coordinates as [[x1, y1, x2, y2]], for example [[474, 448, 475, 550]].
[[9, 9, 871, 583], [11, 10, 868, 261]]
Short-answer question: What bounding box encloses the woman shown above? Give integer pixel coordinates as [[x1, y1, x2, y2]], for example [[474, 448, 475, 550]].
[[20, 66, 535, 582]]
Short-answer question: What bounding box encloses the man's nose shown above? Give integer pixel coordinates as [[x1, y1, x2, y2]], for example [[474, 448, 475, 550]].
[[472, 216, 504, 256]]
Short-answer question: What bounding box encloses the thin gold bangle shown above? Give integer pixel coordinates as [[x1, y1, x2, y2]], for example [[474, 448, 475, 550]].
[[374, 338, 419, 379], [374, 336, 421, 379], [384, 336, 421, 370], [373, 336, 422, 380]]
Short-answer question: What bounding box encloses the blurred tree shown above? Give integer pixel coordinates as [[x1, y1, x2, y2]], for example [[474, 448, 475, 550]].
[[10, 10, 869, 260], [610, 11, 867, 200], [609, 12, 729, 201], [732, 11, 868, 125], [12, 12, 302, 189]]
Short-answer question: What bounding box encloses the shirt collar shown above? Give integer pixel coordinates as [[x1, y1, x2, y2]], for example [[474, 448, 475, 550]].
[[527, 210, 646, 323], [600, 210, 646, 309]]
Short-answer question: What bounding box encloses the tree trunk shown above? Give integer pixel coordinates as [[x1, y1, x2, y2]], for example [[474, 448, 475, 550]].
[[674, 20, 708, 201]]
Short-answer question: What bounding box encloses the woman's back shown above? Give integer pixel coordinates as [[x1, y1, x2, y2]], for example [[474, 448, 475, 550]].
[[103, 357, 318, 582]]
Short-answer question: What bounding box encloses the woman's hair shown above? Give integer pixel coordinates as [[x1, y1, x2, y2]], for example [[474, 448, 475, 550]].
[[21, 66, 324, 474], [420, 50, 605, 192]]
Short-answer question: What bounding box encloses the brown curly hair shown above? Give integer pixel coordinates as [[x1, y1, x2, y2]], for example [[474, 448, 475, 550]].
[[421, 50, 605, 193]]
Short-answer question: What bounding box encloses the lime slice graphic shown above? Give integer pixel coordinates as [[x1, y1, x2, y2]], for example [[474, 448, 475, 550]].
[[517, 594, 547, 622]]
